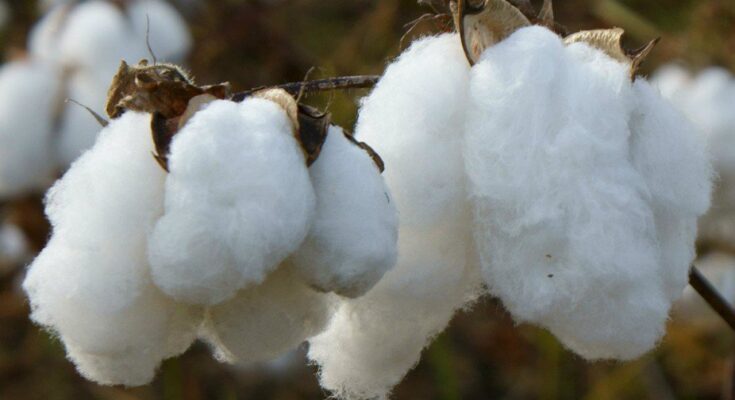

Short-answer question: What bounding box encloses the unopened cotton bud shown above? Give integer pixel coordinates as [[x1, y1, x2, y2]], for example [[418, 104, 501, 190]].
[[148, 98, 316, 305], [290, 126, 398, 298], [23, 112, 201, 386]]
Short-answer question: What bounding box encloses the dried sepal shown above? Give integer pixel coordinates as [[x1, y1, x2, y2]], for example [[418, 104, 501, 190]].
[[538, 0, 553, 25], [454, 0, 531, 65], [252, 88, 300, 135], [297, 104, 330, 166], [342, 130, 386, 173], [105, 59, 230, 119], [151, 94, 219, 172], [562, 28, 660, 79]]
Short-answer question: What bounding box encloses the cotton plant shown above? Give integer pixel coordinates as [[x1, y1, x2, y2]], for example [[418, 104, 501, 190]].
[[23, 60, 398, 386], [0, 0, 191, 199], [308, 1, 713, 398]]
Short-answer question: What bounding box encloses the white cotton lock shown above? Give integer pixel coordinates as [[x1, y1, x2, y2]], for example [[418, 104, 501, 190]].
[[56, 1, 148, 79], [23, 112, 202, 386], [308, 34, 483, 400], [464, 26, 711, 360], [148, 98, 316, 306], [652, 66, 735, 249], [128, 0, 193, 63], [201, 268, 334, 363], [0, 61, 60, 198], [290, 126, 398, 298]]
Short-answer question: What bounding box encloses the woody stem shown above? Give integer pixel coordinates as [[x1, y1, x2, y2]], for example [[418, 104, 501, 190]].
[[231, 75, 381, 101], [689, 266, 735, 331]]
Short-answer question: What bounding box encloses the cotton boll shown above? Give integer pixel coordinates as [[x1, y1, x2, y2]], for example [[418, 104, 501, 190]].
[[309, 221, 481, 400], [57, 1, 147, 79], [28, 4, 68, 63], [23, 112, 201, 385], [57, 70, 110, 167], [629, 79, 712, 301], [308, 34, 482, 400], [0, 61, 60, 197], [0, 222, 30, 275], [289, 126, 398, 298], [128, 0, 192, 63], [149, 99, 316, 305], [651, 64, 692, 100], [201, 268, 334, 364], [464, 26, 671, 359], [355, 33, 471, 228]]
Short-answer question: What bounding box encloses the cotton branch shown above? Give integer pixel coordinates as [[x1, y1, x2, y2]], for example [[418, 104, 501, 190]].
[[689, 266, 735, 331], [231, 75, 381, 101]]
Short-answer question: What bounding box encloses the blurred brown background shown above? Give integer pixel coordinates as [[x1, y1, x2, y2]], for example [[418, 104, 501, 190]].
[[1, 0, 734, 399]]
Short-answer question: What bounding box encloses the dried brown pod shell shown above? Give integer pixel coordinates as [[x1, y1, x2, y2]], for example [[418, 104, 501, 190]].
[[454, 0, 531, 65], [252, 88, 300, 136], [343, 132, 385, 173], [296, 104, 330, 167], [105, 59, 230, 119], [563, 28, 659, 80]]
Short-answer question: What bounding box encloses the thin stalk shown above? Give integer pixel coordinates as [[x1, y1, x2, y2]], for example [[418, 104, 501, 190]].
[[689, 266, 735, 331], [231, 75, 381, 101]]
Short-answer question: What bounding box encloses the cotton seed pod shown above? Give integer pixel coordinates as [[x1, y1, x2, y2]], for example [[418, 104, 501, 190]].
[[200, 268, 334, 363], [307, 34, 483, 400], [23, 112, 201, 386], [0, 61, 60, 197], [288, 126, 398, 298], [464, 26, 711, 360], [148, 98, 316, 305]]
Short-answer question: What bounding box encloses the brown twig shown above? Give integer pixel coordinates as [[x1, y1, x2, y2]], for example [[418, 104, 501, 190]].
[[690, 266, 735, 331], [231, 75, 380, 102]]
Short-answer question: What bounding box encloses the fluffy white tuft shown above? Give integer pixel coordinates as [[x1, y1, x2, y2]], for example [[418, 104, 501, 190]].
[[23, 112, 201, 386], [148, 99, 316, 305], [0, 61, 60, 197], [290, 126, 398, 298], [308, 34, 482, 400], [464, 26, 710, 360], [201, 268, 334, 363], [128, 0, 193, 63]]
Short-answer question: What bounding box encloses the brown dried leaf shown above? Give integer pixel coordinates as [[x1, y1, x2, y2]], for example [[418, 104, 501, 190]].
[[105, 59, 230, 119], [455, 0, 531, 65], [563, 28, 659, 79]]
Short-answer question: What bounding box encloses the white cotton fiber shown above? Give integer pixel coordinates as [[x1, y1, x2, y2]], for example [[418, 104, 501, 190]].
[[56, 1, 147, 79], [463, 26, 696, 360], [57, 70, 110, 167], [308, 34, 482, 400], [148, 99, 316, 305], [652, 66, 735, 249], [0, 61, 60, 197], [289, 126, 398, 298], [355, 33, 471, 229], [128, 0, 192, 63], [201, 268, 334, 363], [23, 112, 201, 386], [628, 79, 712, 301]]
